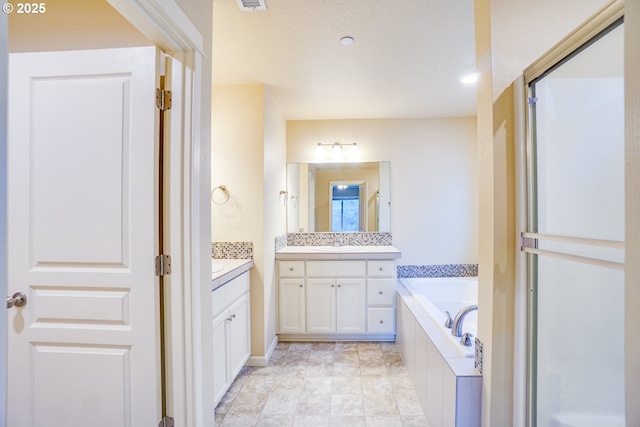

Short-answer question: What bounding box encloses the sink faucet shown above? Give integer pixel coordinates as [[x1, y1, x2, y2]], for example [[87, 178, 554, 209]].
[[451, 305, 478, 337]]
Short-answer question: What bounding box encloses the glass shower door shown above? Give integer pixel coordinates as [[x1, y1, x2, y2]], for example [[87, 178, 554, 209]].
[[525, 20, 625, 427]]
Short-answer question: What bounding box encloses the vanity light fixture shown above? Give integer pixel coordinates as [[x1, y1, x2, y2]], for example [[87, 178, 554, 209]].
[[316, 142, 359, 158]]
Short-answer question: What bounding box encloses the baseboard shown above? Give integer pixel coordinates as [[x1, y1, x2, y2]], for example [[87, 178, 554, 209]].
[[245, 335, 279, 367], [277, 333, 396, 342]]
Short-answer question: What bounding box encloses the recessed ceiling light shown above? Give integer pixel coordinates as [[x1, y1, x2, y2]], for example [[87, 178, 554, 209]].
[[340, 36, 354, 46], [459, 72, 478, 85]]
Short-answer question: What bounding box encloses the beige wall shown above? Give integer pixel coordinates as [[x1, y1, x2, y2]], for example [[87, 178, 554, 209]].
[[8, 0, 151, 52], [211, 84, 286, 361], [262, 87, 287, 356], [287, 118, 479, 266]]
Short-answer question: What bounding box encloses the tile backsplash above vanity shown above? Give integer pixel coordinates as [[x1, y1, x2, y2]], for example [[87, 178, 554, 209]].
[[212, 241, 253, 259], [282, 232, 392, 248]]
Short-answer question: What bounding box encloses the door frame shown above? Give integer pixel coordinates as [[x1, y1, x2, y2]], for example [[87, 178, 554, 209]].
[[1, 1, 210, 426]]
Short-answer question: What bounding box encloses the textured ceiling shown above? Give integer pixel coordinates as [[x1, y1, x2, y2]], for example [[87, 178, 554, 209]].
[[212, 0, 477, 120]]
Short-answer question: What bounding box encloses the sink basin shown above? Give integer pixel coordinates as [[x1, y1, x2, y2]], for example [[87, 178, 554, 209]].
[[312, 246, 360, 252], [211, 262, 224, 273]]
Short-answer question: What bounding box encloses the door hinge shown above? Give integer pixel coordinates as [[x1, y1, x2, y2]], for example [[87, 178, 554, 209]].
[[158, 416, 174, 427], [156, 89, 172, 111], [155, 254, 172, 276], [528, 96, 538, 105]]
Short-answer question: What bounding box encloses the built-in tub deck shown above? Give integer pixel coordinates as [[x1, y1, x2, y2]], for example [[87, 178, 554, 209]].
[[396, 277, 482, 427]]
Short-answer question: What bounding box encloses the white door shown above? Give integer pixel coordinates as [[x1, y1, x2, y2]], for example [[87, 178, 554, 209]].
[[7, 47, 161, 427]]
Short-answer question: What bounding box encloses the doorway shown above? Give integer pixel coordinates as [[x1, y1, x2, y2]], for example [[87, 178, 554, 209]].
[[2, 1, 206, 425], [523, 19, 625, 427]]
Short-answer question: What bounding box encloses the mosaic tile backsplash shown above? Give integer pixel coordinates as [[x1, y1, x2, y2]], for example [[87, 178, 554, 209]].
[[397, 264, 478, 278], [212, 242, 253, 259], [475, 337, 484, 374], [274, 234, 288, 251], [286, 232, 392, 246]]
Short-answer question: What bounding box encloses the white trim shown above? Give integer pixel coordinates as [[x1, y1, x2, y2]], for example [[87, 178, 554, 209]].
[[106, 0, 204, 54], [0, 13, 8, 427], [625, 2, 640, 425], [246, 335, 279, 367], [100, 2, 206, 426], [277, 334, 396, 342], [523, 0, 623, 84], [513, 74, 527, 427]]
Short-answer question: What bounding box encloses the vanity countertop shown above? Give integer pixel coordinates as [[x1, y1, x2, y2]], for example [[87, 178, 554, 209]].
[[275, 245, 401, 260], [211, 258, 254, 291]]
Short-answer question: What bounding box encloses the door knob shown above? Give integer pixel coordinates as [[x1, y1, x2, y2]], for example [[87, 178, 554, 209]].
[[7, 292, 27, 309]]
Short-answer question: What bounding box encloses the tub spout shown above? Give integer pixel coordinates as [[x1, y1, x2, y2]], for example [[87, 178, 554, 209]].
[[451, 304, 478, 337]]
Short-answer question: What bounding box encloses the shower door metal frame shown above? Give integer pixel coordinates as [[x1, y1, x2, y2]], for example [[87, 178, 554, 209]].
[[521, 2, 625, 426]]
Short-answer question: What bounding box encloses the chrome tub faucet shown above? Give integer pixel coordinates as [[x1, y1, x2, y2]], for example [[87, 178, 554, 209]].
[[451, 304, 478, 337]]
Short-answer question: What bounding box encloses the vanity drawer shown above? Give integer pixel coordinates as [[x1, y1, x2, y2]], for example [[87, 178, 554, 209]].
[[212, 272, 250, 318], [306, 261, 366, 278], [279, 261, 305, 277], [367, 307, 395, 333], [368, 261, 396, 278], [367, 279, 396, 306]]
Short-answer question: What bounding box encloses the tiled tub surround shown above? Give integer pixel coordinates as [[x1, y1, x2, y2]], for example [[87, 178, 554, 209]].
[[396, 282, 481, 427], [215, 341, 429, 427], [397, 264, 478, 278], [213, 241, 254, 259]]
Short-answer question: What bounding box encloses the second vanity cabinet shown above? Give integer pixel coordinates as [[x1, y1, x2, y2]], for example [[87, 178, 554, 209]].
[[212, 270, 251, 407], [277, 252, 399, 340]]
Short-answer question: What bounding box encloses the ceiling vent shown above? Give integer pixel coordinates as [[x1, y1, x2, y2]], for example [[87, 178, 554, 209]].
[[236, 0, 267, 11]]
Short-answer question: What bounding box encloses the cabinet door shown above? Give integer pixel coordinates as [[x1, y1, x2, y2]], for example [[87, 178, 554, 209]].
[[212, 310, 230, 406], [279, 278, 306, 333], [228, 294, 251, 379], [336, 278, 366, 333], [306, 278, 336, 333]]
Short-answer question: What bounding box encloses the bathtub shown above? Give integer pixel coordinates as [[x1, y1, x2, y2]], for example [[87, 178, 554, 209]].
[[399, 277, 478, 357]]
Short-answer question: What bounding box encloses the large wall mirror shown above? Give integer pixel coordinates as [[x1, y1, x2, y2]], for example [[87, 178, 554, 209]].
[[286, 162, 391, 233]]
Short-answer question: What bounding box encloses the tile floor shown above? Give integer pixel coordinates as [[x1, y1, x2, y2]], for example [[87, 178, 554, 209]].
[[215, 341, 429, 427]]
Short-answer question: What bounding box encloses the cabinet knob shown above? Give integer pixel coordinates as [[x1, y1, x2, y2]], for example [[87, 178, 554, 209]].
[[379, 320, 384, 324], [289, 267, 294, 271], [379, 267, 383, 271], [337, 284, 341, 288], [331, 284, 335, 288], [378, 291, 383, 295], [299, 284, 303, 288]]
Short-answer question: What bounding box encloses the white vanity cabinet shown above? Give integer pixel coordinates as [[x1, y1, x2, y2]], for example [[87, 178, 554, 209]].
[[276, 252, 399, 340], [212, 271, 251, 407]]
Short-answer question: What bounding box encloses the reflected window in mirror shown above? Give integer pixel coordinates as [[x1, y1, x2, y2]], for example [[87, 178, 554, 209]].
[[331, 184, 362, 232]]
